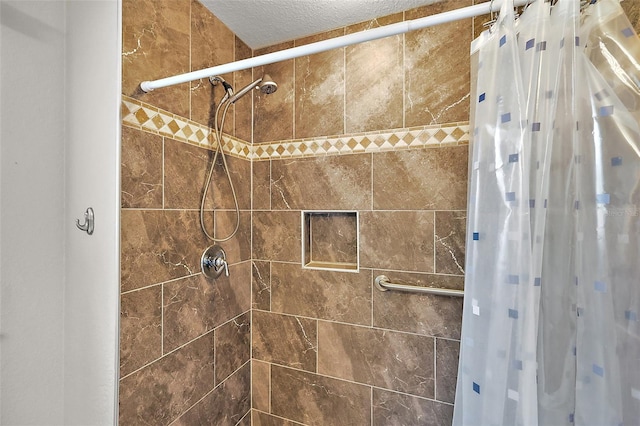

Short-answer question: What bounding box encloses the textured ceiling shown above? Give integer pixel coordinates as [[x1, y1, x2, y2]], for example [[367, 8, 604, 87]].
[[200, 0, 439, 50]]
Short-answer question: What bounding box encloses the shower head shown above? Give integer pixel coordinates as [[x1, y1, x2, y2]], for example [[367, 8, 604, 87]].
[[259, 74, 278, 95], [228, 74, 278, 104]]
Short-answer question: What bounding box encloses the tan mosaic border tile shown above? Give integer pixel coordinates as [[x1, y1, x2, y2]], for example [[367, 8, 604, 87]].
[[121, 96, 469, 161], [250, 123, 469, 161]]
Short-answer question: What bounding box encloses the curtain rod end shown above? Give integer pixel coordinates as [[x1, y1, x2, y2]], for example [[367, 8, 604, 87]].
[[140, 81, 154, 92]]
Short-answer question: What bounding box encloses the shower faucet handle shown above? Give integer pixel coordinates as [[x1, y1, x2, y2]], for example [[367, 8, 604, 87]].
[[213, 256, 229, 277], [201, 245, 229, 279]]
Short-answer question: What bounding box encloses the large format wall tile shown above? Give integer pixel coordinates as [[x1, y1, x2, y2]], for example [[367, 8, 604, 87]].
[[252, 261, 271, 310], [252, 411, 305, 426], [252, 160, 271, 210], [252, 361, 270, 412], [373, 146, 469, 210], [121, 210, 210, 292], [271, 262, 372, 326], [214, 312, 251, 384], [161, 274, 217, 352], [360, 211, 435, 272], [345, 14, 404, 133], [163, 264, 251, 352], [254, 42, 295, 143], [165, 142, 252, 211], [164, 137, 210, 209], [294, 29, 345, 139], [271, 365, 371, 426], [213, 151, 253, 210], [404, 0, 472, 126], [251, 410, 302, 426], [252, 211, 301, 262], [122, 0, 190, 117], [436, 338, 460, 404], [214, 210, 252, 263], [253, 311, 317, 372], [270, 154, 371, 210], [233, 37, 253, 142], [119, 332, 215, 425], [173, 362, 251, 426], [318, 322, 435, 398], [120, 286, 162, 377], [373, 270, 463, 338], [372, 388, 454, 426], [121, 126, 163, 209], [435, 210, 466, 275]]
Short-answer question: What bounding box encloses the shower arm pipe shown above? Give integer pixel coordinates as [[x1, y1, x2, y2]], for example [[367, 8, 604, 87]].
[[140, 0, 530, 92]]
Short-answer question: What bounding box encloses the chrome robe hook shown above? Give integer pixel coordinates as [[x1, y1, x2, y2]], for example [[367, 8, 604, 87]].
[[76, 207, 94, 235]]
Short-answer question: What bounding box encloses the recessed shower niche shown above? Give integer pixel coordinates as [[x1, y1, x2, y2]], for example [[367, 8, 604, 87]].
[[302, 211, 359, 272]]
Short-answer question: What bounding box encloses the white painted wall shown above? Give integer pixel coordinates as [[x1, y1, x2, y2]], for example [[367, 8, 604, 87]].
[[63, 1, 120, 423], [0, 2, 66, 422], [0, 1, 120, 424]]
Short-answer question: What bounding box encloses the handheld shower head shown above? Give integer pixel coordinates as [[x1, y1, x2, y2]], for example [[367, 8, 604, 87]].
[[228, 74, 278, 104]]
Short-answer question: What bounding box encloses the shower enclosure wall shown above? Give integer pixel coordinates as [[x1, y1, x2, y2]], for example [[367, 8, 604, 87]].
[[121, 0, 640, 425], [0, 0, 120, 424], [120, 0, 468, 424]]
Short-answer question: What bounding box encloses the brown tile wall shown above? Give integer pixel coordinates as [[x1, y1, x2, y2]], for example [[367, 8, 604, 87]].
[[119, 0, 493, 424], [251, 147, 467, 425], [120, 123, 252, 424], [250, 2, 472, 424], [251, 0, 473, 143], [120, 0, 251, 424]]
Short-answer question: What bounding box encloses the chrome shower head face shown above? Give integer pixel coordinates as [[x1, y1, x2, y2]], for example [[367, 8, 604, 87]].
[[258, 74, 277, 94]]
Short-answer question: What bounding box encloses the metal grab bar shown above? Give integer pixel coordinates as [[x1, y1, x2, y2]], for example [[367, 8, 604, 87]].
[[374, 275, 464, 298]]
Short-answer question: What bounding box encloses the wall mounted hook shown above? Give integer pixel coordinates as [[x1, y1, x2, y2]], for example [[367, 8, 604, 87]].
[[76, 207, 94, 235]]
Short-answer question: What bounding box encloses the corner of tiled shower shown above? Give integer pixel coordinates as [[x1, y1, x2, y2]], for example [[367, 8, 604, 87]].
[[116, 0, 542, 424]]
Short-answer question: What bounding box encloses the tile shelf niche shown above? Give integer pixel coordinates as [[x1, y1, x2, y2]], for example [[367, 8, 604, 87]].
[[302, 211, 359, 273]]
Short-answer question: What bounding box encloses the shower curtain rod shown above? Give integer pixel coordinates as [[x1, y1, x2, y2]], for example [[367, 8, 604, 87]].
[[140, 0, 530, 92]]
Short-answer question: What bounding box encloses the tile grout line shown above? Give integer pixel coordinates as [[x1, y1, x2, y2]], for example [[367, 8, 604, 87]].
[[315, 317, 319, 375], [402, 10, 406, 131], [162, 137, 166, 210], [370, 384, 374, 425], [433, 210, 437, 273], [433, 336, 438, 402], [343, 30, 347, 136], [161, 282, 164, 356], [292, 51, 296, 140]]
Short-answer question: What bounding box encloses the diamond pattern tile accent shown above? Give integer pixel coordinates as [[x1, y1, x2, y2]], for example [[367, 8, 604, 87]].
[[134, 108, 149, 124], [121, 96, 470, 162], [434, 129, 448, 142], [451, 126, 466, 141], [151, 114, 165, 130]]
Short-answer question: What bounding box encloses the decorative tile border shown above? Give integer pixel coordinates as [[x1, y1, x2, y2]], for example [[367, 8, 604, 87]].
[[122, 96, 469, 161]]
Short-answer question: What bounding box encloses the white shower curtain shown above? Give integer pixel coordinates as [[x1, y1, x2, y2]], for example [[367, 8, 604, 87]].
[[454, 0, 640, 424]]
